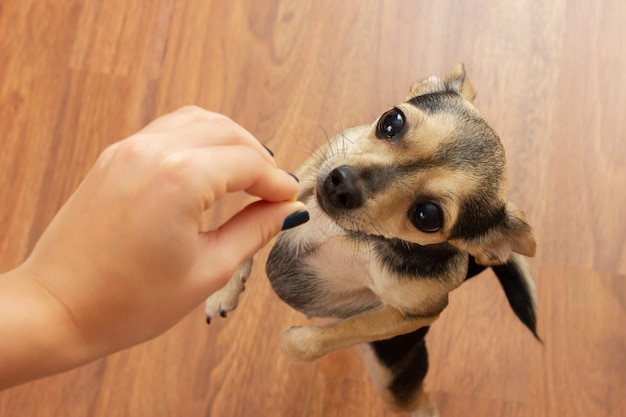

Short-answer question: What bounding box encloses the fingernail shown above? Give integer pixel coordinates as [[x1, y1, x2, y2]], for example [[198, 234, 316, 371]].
[[287, 172, 299, 183], [281, 209, 310, 231], [262, 144, 274, 157]]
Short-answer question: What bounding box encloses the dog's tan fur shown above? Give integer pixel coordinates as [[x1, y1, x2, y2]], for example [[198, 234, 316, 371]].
[[280, 304, 439, 363], [205, 64, 537, 416]]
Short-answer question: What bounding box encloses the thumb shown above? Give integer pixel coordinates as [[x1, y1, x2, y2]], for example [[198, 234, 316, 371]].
[[202, 200, 309, 273]]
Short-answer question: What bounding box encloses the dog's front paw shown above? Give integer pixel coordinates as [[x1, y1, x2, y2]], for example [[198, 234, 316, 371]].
[[411, 397, 439, 417], [280, 326, 324, 363], [204, 259, 253, 324]]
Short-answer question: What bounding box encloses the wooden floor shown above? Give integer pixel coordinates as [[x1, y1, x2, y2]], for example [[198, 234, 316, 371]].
[[1, 0, 625, 416]]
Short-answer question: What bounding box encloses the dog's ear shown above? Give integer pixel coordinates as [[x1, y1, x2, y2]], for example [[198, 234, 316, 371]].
[[407, 62, 476, 102], [444, 62, 476, 102], [450, 201, 536, 266]]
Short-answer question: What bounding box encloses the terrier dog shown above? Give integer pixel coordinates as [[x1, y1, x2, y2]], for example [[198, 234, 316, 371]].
[[205, 63, 537, 416]]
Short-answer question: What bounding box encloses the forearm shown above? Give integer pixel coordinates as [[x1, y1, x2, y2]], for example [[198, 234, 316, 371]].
[[0, 266, 94, 390]]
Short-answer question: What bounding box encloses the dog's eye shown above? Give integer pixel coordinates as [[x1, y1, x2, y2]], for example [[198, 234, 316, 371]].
[[410, 202, 443, 233], [377, 108, 405, 138]]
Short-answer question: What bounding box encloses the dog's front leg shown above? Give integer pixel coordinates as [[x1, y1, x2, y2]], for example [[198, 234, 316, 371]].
[[204, 258, 253, 323], [280, 304, 441, 363]]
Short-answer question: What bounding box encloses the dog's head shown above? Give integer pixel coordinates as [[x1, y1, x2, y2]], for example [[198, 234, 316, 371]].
[[302, 63, 535, 266]]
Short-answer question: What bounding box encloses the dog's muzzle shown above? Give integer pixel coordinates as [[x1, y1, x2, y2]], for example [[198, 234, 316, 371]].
[[322, 165, 364, 210]]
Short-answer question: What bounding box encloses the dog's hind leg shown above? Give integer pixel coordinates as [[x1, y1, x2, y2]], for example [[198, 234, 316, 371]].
[[363, 328, 438, 417]]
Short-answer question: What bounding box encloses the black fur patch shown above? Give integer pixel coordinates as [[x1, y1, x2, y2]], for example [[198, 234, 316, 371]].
[[266, 236, 326, 312], [465, 254, 488, 280], [370, 327, 430, 407], [449, 195, 507, 239], [409, 91, 460, 113], [372, 237, 465, 279]]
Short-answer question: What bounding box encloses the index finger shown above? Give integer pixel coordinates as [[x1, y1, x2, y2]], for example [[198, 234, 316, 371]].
[[164, 146, 298, 212], [137, 106, 276, 166]]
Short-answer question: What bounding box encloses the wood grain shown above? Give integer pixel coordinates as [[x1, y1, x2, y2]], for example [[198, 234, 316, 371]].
[[1, 0, 624, 416]]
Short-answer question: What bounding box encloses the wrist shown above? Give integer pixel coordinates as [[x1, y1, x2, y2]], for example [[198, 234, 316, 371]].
[[0, 265, 97, 389]]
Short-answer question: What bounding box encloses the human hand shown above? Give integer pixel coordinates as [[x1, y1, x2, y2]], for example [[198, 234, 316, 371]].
[[18, 106, 306, 360]]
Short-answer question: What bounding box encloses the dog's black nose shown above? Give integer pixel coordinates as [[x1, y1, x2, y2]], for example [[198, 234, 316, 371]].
[[324, 165, 363, 209]]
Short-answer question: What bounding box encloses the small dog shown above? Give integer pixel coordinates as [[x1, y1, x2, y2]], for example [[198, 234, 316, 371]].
[[206, 64, 537, 416]]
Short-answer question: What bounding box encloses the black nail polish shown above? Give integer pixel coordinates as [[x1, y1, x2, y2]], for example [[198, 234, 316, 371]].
[[262, 144, 274, 157], [281, 210, 310, 231]]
